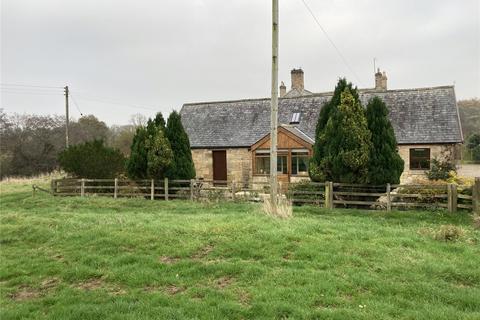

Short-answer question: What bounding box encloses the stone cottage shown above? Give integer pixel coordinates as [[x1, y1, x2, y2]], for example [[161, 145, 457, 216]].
[[180, 69, 463, 184]]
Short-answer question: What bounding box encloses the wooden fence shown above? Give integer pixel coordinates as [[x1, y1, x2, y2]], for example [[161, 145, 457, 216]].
[[50, 177, 480, 213]]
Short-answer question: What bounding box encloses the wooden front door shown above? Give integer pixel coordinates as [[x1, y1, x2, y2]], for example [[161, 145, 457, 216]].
[[212, 150, 227, 184]]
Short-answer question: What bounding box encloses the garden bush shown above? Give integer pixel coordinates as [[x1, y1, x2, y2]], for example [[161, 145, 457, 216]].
[[58, 140, 125, 179], [426, 157, 456, 180]]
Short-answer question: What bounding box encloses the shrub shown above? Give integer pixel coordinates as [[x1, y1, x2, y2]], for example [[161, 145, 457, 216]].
[[434, 225, 464, 242], [165, 111, 196, 180], [145, 129, 173, 179], [426, 157, 456, 180], [322, 89, 372, 183], [126, 127, 149, 179], [126, 112, 172, 179], [310, 78, 360, 182], [365, 96, 404, 184], [58, 140, 125, 178]]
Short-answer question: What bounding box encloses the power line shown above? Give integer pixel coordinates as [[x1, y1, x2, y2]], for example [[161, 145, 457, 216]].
[[0, 83, 64, 89], [0, 90, 62, 96], [68, 92, 84, 116], [72, 92, 158, 111], [299, 0, 364, 86]]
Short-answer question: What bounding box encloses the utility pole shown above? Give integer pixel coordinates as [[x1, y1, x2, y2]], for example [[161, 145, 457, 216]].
[[64, 85, 69, 148], [270, 0, 279, 213]]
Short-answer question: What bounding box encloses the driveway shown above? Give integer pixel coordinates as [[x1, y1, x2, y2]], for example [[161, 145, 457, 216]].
[[457, 164, 480, 178]]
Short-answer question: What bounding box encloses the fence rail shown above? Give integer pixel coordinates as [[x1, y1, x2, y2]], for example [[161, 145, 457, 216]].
[[50, 177, 480, 213]]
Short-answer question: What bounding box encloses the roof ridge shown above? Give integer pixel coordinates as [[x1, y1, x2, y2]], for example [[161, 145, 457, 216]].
[[182, 85, 455, 107]]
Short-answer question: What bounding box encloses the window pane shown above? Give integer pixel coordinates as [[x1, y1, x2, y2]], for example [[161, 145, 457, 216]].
[[278, 156, 287, 174], [409, 148, 430, 170], [291, 157, 298, 175], [292, 154, 309, 175], [298, 156, 308, 173], [255, 156, 270, 174]]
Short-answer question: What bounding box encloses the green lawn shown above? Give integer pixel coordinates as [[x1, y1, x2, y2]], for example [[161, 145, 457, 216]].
[[1, 179, 479, 320]]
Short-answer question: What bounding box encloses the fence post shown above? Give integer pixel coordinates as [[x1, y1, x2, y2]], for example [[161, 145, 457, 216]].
[[325, 181, 333, 209], [451, 183, 457, 213], [448, 183, 457, 213], [164, 178, 169, 201], [114, 178, 118, 199], [81, 179, 85, 197], [232, 180, 236, 201], [190, 179, 194, 201], [151, 179, 154, 200], [51, 179, 56, 196], [473, 177, 480, 214], [386, 183, 391, 212]]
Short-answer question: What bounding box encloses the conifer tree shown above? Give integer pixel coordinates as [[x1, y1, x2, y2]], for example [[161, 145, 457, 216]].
[[126, 112, 171, 179], [309, 78, 360, 181], [146, 129, 173, 179], [321, 88, 372, 183], [165, 111, 196, 180], [126, 126, 148, 179], [365, 97, 404, 184]]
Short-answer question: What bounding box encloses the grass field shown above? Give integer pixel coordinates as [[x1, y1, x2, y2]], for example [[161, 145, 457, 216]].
[[1, 179, 479, 319]]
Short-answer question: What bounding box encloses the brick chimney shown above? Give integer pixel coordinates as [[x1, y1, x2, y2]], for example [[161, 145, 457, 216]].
[[291, 69, 304, 90], [375, 68, 388, 90], [279, 81, 286, 97]]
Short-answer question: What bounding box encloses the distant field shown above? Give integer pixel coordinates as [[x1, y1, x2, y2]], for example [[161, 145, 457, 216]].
[[1, 180, 479, 320]]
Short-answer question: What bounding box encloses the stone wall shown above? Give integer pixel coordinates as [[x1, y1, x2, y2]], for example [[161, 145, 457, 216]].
[[398, 144, 456, 183], [191, 149, 213, 180], [191, 148, 252, 184], [227, 149, 252, 185]]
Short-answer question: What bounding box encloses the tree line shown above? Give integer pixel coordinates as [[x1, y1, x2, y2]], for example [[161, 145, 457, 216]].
[[0, 110, 144, 179]]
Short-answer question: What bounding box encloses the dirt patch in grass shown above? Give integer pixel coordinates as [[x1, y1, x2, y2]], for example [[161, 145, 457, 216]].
[[143, 285, 160, 293], [164, 285, 185, 295], [41, 277, 61, 290], [215, 276, 234, 289], [9, 285, 41, 301], [191, 244, 214, 260], [74, 278, 104, 291], [236, 289, 251, 306], [9, 277, 61, 302], [73, 277, 126, 295], [159, 256, 180, 264]]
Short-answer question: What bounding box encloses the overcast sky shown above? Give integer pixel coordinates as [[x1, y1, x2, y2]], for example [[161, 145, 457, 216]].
[[1, 0, 479, 125]]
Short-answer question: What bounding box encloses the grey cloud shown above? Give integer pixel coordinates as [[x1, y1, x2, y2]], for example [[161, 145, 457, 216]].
[[1, 0, 478, 125]]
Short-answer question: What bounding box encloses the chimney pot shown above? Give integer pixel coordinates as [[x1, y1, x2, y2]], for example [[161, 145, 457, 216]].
[[375, 69, 387, 90], [280, 81, 286, 97], [291, 68, 304, 90]]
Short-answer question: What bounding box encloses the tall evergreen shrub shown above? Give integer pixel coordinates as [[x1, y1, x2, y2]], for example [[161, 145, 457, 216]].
[[365, 97, 404, 184], [323, 88, 372, 183], [165, 111, 196, 180], [309, 78, 359, 181]]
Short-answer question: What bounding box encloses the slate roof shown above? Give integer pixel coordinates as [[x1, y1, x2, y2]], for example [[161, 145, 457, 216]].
[[283, 88, 313, 98], [180, 86, 463, 148]]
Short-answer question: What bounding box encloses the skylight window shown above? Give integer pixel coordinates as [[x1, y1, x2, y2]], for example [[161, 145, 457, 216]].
[[290, 112, 301, 124]]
